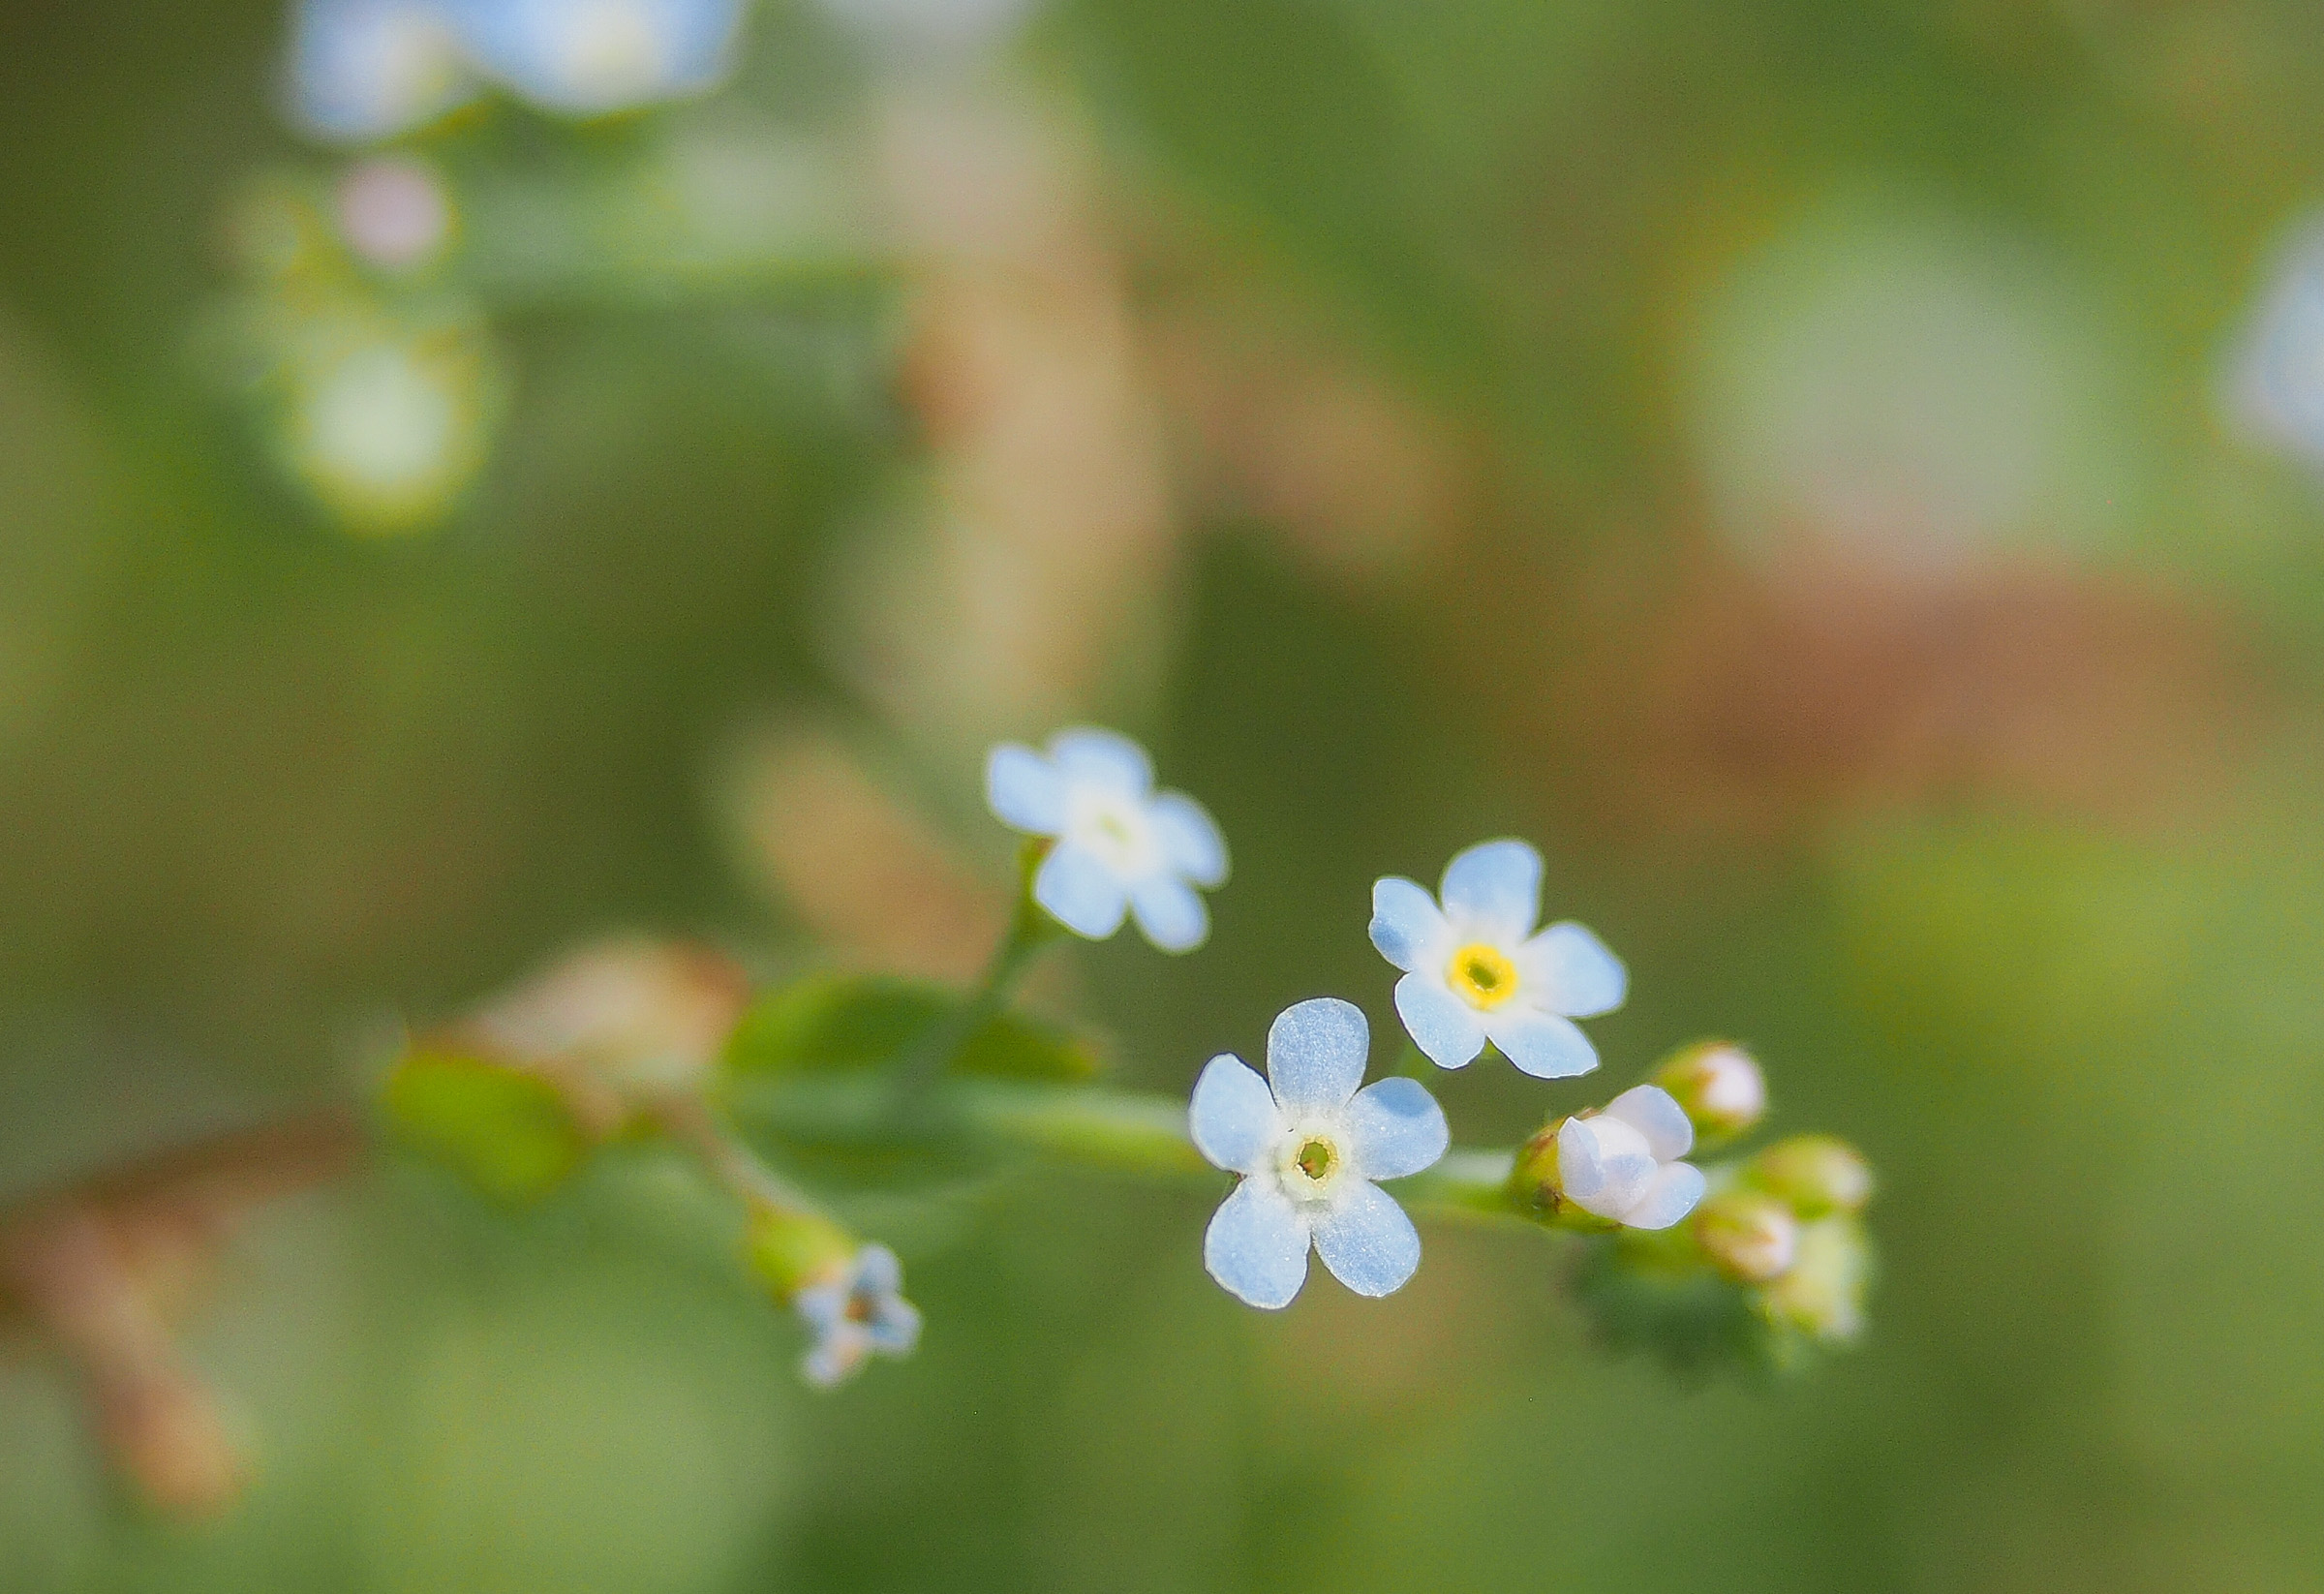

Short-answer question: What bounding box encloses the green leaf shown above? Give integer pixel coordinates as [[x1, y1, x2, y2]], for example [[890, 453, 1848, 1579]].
[[382, 1050, 591, 1204], [722, 971, 1101, 1084]]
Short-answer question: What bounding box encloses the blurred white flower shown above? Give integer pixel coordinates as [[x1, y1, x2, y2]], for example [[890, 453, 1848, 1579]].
[[281, 321, 495, 532], [795, 1243, 923, 1387], [288, 0, 476, 143], [1556, 1086, 1705, 1231], [984, 726, 1228, 952], [457, 0, 746, 116], [336, 155, 453, 270], [1369, 839, 1624, 1078], [2224, 210, 2324, 469], [1189, 998, 1447, 1309], [286, 0, 747, 142]]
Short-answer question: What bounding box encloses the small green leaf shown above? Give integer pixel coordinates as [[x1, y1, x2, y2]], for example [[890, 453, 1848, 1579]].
[[722, 972, 1101, 1083], [382, 1050, 590, 1203]]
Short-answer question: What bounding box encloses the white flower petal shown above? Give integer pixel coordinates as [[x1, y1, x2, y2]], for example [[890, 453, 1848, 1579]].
[[1440, 839, 1543, 940], [1603, 1085, 1695, 1162], [1032, 842, 1130, 939], [854, 1244, 902, 1296], [1266, 997, 1369, 1115], [866, 1297, 923, 1354], [1620, 1162, 1707, 1231], [1557, 1116, 1657, 1218], [1393, 973, 1488, 1070], [1188, 1056, 1280, 1175], [1516, 922, 1628, 1018], [985, 743, 1065, 834], [1310, 1181, 1422, 1298], [1204, 1179, 1311, 1309], [1048, 726, 1153, 797], [803, 1324, 869, 1387], [1369, 876, 1450, 972], [1130, 872, 1210, 953], [1345, 1077, 1449, 1181], [457, 0, 745, 114], [1149, 791, 1229, 888], [1480, 1007, 1599, 1080]]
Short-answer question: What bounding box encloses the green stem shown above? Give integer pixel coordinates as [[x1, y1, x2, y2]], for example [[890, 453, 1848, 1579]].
[[740, 1074, 1548, 1232], [893, 899, 1056, 1099]]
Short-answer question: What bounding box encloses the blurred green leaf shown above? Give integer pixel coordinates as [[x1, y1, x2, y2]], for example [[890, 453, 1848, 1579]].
[[722, 971, 1102, 1084], [382, 1049, 592, 1203], [1568, 1233, 1781, 1381]]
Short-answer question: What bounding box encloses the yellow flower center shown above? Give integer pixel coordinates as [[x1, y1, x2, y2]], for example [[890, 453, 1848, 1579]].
[[1446, 942, 1519, 1010]]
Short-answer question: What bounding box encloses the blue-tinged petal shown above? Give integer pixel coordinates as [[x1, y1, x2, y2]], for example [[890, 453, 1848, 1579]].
[[1516, 922, 1627, 1018], [1188, 1056, 1279, 1175], [1266, 997, 1369, 1115], [1439, 839, 1543, 940], [1203, 1180, 1310, 1309], [1621, 1162, 1707, 1231], [1393, 974, 1487, 1070], [1310, 1181, 1422, 1298], [854, 1244, 902, 1296], [456, 0, 744, 115], [1048, 725, 1153, 796], [1369, 876, 1450, 972], [1602, 1085, 1694, 1162], [985, 743, 1064, 834], [1557, 1117, 1655, 1218], [1130, 873, 1209, 954], [288, 0, 475, 142], [1033, 842, 1129, 939], [1346, 1077, 1449, 1181], [1149, 791, 1228, 888], [1481, 1007, 1598, 1080]]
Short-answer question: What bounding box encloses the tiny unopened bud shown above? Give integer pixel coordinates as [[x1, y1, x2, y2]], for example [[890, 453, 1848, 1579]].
[[1509, 1118, 1610, 1229], [1757, 1214, 1870, 1344], [1652, 1041, 1766, 1147], [1748, 1134, 1874, 1218], [1693, 1189, 1799, 1284], [743, 1207, 857, 1301]]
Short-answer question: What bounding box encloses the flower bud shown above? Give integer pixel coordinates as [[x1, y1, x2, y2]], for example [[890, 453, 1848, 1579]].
[[743, 1207, 857, 1302], [1507, 1119, 1616, 1230], [1756, 1214, 1870, 1344], [1692, 1188, 1799, 1284], [1748, 1134, 1874, 1218], [1651, 1041, 1766, 1147]]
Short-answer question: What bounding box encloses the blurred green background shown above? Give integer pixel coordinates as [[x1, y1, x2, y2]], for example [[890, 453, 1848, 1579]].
[[5, 0, 2324, 1588]]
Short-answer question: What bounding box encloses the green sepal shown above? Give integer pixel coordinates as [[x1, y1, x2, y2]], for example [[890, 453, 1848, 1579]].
[[381, 1049, 592, 1203], [722, 971, 1101, 1084], [1568, 1232, 1784, 1380]]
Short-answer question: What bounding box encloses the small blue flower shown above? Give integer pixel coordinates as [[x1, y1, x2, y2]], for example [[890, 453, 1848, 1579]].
[[985, 727, 1229, 953], [453, 0, 746, 116], [1369, 839, 1625, 1079], [794, 1243, 922, 1387], [1189, 997, 1448, 1309], [2226, 211, 2324, 470], [287, 0, 477, 143], [1556, 1085, 1705, 1230]]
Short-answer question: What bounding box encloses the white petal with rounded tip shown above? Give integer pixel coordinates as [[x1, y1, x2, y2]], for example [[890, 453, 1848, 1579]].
[[1369, 877, 1450, 972], [1517, 922, 1628, 1018], [1266, 997, 1369, 1114], [1620, 1162, 1707, 1230], [1033, 842, 1129, 939], [1480, 1007, 1599, 1080], [1189, 1056, 1280, 1175], [1557, 1117, 1657, 1218], [1440, 839, 1543, 940], [1130, 872, 1210, 953], [855, 1244, 902, 1296], [1204, 1180, 1311, 1309], [1603, 1085, 1695, 1161], [1394, 974, 1487, 1070], [1311, 1181, 1422, 1297], [1048, 726, 1153, 796], [1345, 1077, 1449, 1180], [1149, 792, 1228, 888], [985, 743, 1064, 834], [867, 1298, 922, 1353]]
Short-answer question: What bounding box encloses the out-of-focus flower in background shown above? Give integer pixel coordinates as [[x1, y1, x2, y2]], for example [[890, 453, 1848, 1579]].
[[335, 154, 454, 272], [287, 0, 477, 143], [2222, 209, 2324, 472]]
